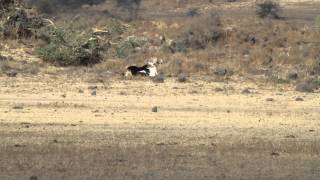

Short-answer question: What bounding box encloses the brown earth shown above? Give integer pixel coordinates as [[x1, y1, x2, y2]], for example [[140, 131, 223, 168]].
[[0, 72, 320, 180], [1, 0, 320, 179]]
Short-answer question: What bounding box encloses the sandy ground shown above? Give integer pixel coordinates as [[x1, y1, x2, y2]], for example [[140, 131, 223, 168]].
[[0, 73, 319, 180], [1, 1, 320, 178]]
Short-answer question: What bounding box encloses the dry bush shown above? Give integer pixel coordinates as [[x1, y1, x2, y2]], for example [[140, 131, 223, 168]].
[[173, 13, 224, 52], [157, 15, 320, 78], [114, 36, 148, 58], [256, 0, 281, 19], [225, 17, 320, 79]]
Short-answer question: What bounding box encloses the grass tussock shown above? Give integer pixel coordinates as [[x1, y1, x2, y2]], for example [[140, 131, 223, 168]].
[[256, 0, 281, 19]]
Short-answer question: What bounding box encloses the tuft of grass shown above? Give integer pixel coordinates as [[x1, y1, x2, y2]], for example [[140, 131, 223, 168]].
[[313, 79, 320, 86], [276, 78, 290, 84], [256, 0, 281, 19]]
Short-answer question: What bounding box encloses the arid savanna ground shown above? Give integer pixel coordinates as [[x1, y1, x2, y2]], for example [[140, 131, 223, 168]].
[[1, 0, 320, 179], [1, 71, 320, 179]]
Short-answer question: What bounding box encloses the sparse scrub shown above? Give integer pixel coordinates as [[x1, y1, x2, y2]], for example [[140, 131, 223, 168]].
[[114, 36, 148, 58], [173, 13, 224, 52], [256, 0, 281, 19], [0, 1, 44, 39], [1, 8, 44, 39], [105, 19, 127, 36], [36, 26, 108, 66]]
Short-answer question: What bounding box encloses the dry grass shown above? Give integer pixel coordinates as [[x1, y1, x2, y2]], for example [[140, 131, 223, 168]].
[[1, 1, 320, 180], [1, 0, 314, 82]]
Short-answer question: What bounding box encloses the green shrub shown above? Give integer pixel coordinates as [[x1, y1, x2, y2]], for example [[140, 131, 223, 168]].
[[36, 26, 108, 66], [0, 2, 44, 39], [276, 78, 289, 84], [316, 16, 320, 27], [105, 19, 127, 36], [114, 36, 147, 58], [256, 0, 281, 19], [313, 79, 320, 86]]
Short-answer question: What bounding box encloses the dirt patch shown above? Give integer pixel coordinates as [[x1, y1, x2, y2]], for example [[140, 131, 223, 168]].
[[0, 74, 320, 179]]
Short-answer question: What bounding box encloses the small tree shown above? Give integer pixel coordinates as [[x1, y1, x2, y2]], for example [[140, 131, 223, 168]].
[[256, 0, 281, 19], [36, 26, 108, 66]]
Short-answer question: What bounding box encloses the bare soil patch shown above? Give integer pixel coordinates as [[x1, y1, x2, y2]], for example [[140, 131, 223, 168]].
[[0, 74, 320, 179]]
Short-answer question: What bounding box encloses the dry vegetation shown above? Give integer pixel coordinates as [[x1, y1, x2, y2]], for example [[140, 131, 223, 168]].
[[1, 0, 320, 82], [1, 0, 320, 179]]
